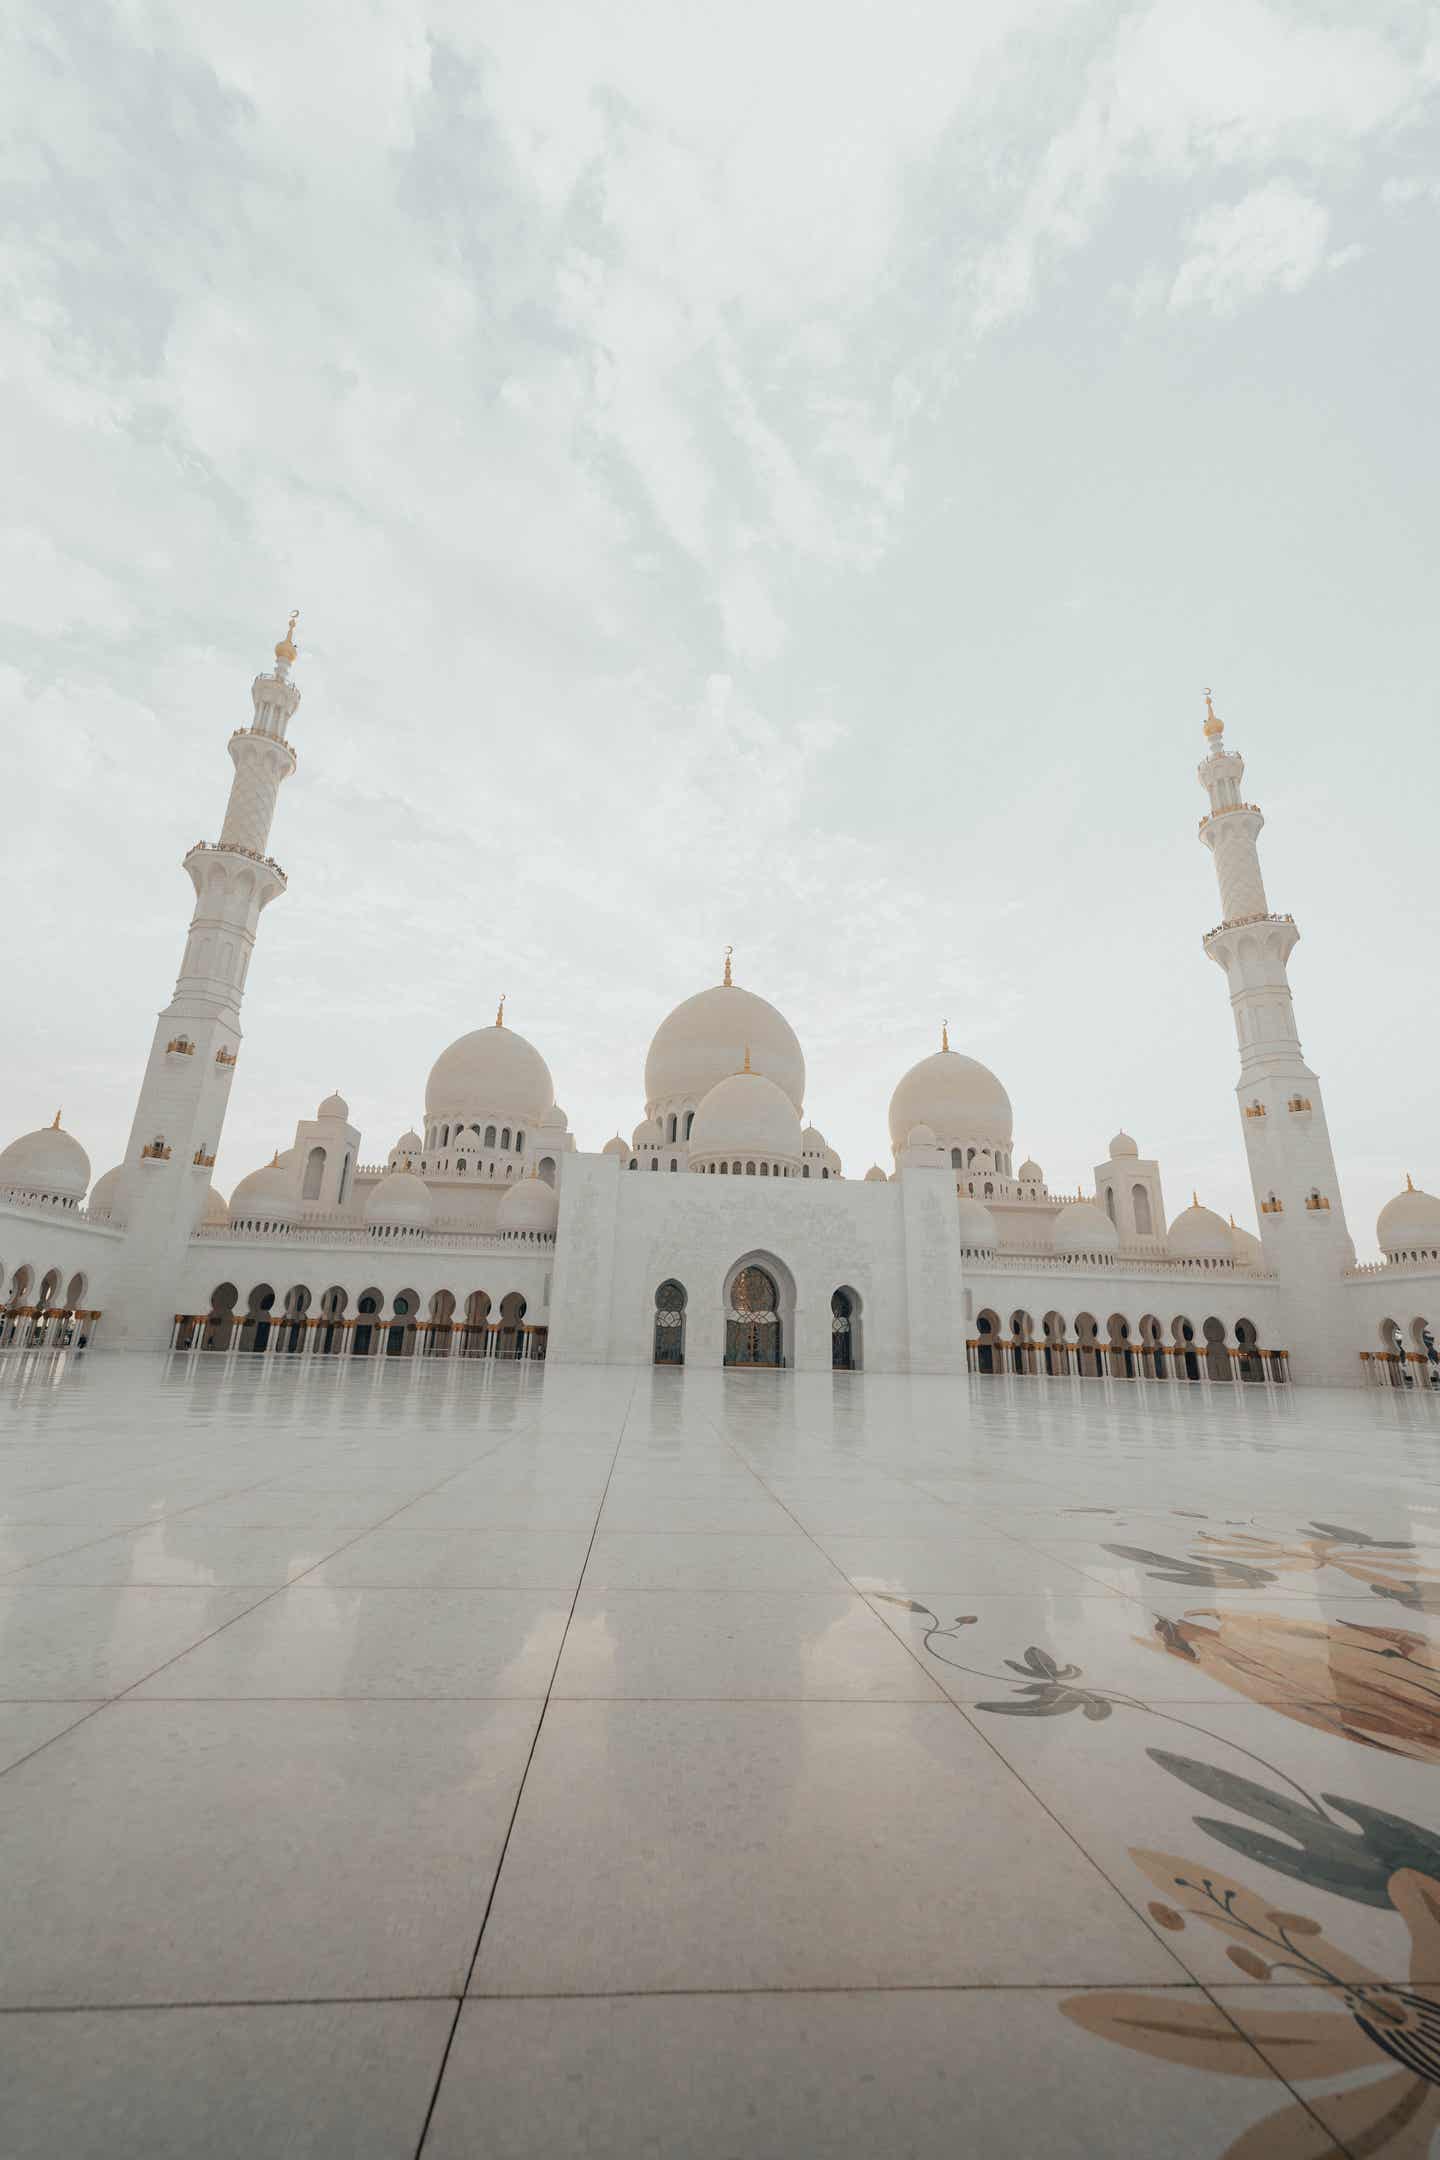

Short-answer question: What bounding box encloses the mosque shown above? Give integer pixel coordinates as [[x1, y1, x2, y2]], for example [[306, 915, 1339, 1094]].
[[2, 622, 1436, 1389]]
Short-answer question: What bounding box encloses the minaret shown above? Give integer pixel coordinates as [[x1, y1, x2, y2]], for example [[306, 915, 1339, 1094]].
[[1196, 688, 1355, 1378], [103, 617, 303, 1345]]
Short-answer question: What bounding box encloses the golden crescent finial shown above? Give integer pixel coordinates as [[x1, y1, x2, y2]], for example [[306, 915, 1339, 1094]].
[[275, 609, 300, 665], [1407, 1173, 1416, 1192], [723, 944, 733, 988], [1202, 685, 1224, 741], [495, 993, 506, 1028], [52, 1108, 62, 1129], [941, 1019, 949, 1053], [1192, 1189, 1199, 1208]]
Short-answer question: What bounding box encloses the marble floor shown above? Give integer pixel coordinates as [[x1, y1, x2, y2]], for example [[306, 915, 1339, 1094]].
[[1, 1353, 1438, 2158]]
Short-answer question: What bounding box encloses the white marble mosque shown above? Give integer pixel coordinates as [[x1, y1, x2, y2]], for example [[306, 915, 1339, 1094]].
[[2, 624, 1437, 1389]]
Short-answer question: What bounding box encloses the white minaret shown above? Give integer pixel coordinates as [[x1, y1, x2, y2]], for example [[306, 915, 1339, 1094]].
[[103, 616, 303, 1345], [1196, 688, 1355, 1381]]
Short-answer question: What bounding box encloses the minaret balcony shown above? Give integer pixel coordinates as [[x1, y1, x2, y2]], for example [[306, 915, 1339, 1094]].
[[184, 840, 288, 888], [140, 1143, 172, 1162], [1304, 1192, 1331, 1211], [165, 1036, 196, 1056], [215, 1048, 238, 1067], [1202, 910, 1295, 944], [193, 1150, 216, 1168], [1287, 1095, 1313, 1113]]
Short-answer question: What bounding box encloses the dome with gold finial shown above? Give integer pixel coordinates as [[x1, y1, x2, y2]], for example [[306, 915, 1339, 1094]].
[[1377, 1176, 1440, 1259], [644, 953, 805, 1116], [0, 1114, 91, 1208], [426, 1006, 555, 1125], [274, 609, 300, 666], [1203, 687, 1224, 742]]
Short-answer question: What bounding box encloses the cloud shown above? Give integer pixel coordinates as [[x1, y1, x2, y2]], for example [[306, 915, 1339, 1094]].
[[1166, 181, 1337, 314]]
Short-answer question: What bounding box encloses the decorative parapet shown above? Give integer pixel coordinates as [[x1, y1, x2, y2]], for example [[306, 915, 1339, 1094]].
[[215, 1048, 237, 1067], [1202, 910, 1295, 942], [0, 1191, 125, 1232], [1261, 1196, 1284, 1214], [165, 1037, 196, 1056], [185, 840, 288, 885], [1288, 1095, 1313, 1112], [191, 1224, 556, 1252], [1346, 1257, 1440, 1280], [973, 1251, 1277, 1280], [1242, 1102, 1267, 1118], [193, 1150, 216, 1168], [1304, 1193, 1331, 1211], [140, 1143, 172, 1161]]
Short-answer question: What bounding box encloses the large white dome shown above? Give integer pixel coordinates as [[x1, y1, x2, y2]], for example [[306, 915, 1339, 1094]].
[[498, 1174, 560, 1234], [645, 977, 804, 1113], [1052, 1200, 1119, 1256], [1168, 1198, 1232, 1259], [1377, 1178, 1440, 1257], [0, 1120, 90, 1204], [229, 1160, 298, 1228], [888, 1047, 1012, 1151], [365, 1168, 433, 1232], [689, 1068, 803, 1166], [426, 1021, 554, 1123]]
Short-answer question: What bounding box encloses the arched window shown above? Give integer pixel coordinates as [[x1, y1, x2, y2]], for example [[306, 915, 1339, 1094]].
[[666, 1114, 677, 1143], [670, 1158, 678, 1172], [803, 1164, 811, 1178], [951, 1148, 962, 1169], [484, 1125, 497, 1147], [515, 1131, 525, 1153], [720, 1160, 728, 1173], [538, 1157, 556, 1187], [831, 1287, 859, 1370], [441, 1125, 451, 1147], [822, 1167, 829, 1179], [501, 1126, 511, 1150], [302, 1145, 326, 1201], [683, 1110, 695, 1140], [651, 1157, 659, 1171], [654, 1279, 686, 1365], [1132, 1183, 1153, 1236], [1104, 1185, 1116, 1223], [629, 1159, 637, 1170], [745, 1161, 756, 1176], [760, 1161, 769, 1176], [338, 1152, 353, 1205]]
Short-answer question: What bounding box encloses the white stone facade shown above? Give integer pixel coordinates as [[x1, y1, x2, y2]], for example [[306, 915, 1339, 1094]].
[[3, 652, 1436, 1387]]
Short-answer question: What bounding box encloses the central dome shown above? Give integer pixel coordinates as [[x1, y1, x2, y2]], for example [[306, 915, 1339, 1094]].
[[888, 1047, 1012, 1150], [426, 1021, 554, 1123], [645, 977, 804, 1113]]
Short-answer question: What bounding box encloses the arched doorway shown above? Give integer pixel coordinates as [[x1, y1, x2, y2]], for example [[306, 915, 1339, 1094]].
[[317, 1286, 347, 1356], [281, 1284, 311, 1354], [203, 1282, 238, 1352], [1172, 1316, 1200, 1382], [1235, 1317, 1263, 1383], [462, 1291, 492, 1358], [427, 1289, 456, 1356], [974, 1309, 999, 1375], [386, 1290, 419, 1358], [726, 1265, 782, 1368], [831, 1287, 861, 1370], [352, 1289, 382, 1357], [1203, 1316, 1231, 1383], [239, 1283, 275, 1353], [498, 1291, 527, 1359], [654, 1280, 687, 1365], [1414, 1316, 1439, 1389]]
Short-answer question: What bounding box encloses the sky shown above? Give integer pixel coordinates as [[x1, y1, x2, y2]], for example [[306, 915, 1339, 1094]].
[[3, 0, 1437, 1258]]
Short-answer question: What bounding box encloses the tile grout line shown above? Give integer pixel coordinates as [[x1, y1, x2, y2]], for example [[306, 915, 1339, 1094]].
[[0, 1430, 524, 1786], [410, 1366, 641, 2160]]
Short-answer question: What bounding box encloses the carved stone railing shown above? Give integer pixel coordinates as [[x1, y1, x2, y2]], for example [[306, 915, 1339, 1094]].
[[191, 1224, 555, 1252], [974, 1250, 1276, 1280], [185, 840, 288, 885], [1202, 911, 1295, 942]]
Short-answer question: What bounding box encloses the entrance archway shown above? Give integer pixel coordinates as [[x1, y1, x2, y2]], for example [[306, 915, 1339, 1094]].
[[831, 1286, 861, 1370], [654, 1280, 686, 1365], [726, 1264, 783, 1368]]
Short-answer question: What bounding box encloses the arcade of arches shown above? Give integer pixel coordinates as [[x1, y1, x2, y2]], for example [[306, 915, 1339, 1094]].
[[968, 1308, 1288, 1383], [174, 1283, 546, 1360]]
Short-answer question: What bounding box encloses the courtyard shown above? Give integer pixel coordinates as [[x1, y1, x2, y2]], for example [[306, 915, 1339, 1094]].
[[1, 1352, 1438, 2157]]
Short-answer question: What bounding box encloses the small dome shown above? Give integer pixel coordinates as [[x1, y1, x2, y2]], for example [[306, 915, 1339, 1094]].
[[632, 1117, 662, 1149], [454, 1128, 485, 1154], [317, 1092, 350, 1122], [426, 1021, 554, 1123], [229, 1160, 298, 1226], [88, 1164, 124, 1220], [365, 1168, 433, 1231], [0, 1120, 91, 1203], [1377, 1178, 1440, 1256], [802, 1123, 826, 1147], [955, 1196, 996, 1251], [1230, 1218, 1263, 1267], [689, 1066, 803, 1165], [202, 1184, 230, 1226], [905, 1123, 938, 1148], [1168, 1198, 1233, 1259], [1108, 1129, 1139, 1159], [864, 1164, 888, 1183], [645, 979, 805, 1114], [1053, 1200, 1120, 1255], [888, 1046, 1012, 1150], [539, 1105, 567, 1131], [602, 1135, 630, 1158], [498, 1174, 559, 1234], [1018, 1158, 1043, 1183]]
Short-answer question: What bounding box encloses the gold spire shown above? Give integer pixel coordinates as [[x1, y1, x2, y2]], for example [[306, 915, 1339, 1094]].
[[495, 993, 506, 1028], [270, 1151, 281, 1168], [51, 1108, 61, 1129], [1407, 1173, 1416, 1192], [941, 1019, 950, 1053], [1192, 1189, 1200, 1208], [723, 944, 733, 988], [742, 1044, 753, 1073], [274, 609, 300, 666], [1202, 686, 1224, 741]]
